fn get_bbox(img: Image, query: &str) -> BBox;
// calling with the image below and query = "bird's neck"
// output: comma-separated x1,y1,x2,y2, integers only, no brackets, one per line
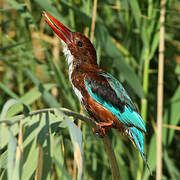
61,41,102,85
61,40,99,71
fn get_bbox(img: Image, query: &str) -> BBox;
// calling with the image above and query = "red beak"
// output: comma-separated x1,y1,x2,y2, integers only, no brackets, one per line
42,11,76,48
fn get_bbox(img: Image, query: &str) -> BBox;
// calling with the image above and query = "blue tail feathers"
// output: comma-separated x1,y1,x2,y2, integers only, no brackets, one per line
129,127,152,175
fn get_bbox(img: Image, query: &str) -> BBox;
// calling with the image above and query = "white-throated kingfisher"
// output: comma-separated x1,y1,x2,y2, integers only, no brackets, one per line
42,11,151,173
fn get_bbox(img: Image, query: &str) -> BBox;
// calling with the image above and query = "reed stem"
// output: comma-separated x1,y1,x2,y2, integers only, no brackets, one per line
90,0,98,42
156,0,166,179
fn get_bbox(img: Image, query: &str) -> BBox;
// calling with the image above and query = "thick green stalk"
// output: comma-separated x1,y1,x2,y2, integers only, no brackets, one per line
138,49,150,180
138,1,154,178
141,51,150,121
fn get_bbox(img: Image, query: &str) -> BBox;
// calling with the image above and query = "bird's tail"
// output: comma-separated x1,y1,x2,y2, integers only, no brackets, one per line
128,127,152,175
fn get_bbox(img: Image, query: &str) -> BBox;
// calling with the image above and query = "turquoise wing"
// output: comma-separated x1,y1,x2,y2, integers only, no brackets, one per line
84,73,146,133
98,72,137,111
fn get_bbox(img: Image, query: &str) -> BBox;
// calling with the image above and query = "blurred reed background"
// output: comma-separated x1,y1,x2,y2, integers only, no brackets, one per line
0,0,180,180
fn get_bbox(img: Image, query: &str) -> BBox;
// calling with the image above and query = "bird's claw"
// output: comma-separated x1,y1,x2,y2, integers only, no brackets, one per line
92,121,114,138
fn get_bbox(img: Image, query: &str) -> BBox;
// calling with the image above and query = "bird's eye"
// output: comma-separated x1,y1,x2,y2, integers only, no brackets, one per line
77,41,83,47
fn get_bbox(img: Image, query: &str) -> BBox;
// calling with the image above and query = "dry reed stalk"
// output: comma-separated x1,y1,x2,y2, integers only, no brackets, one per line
156,0,166,179
52,35,60,61
163,124,180,131
72,158,77,180
72,108,83,180
31,26,45,61
35,32,55,45
16,121,23,162
51,34,60,101
90,0,98,42
35,146,43,180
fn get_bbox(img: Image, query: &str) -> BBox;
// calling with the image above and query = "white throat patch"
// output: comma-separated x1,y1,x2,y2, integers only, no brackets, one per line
61,40,83,102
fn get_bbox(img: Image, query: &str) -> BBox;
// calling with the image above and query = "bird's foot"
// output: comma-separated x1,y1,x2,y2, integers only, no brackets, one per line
92,121,114,138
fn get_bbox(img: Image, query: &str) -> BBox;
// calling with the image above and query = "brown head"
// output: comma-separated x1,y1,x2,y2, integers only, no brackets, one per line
42,11,98,68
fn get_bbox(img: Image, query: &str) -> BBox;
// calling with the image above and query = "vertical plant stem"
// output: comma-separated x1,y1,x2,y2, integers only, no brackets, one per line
72,153,77,180
139,49,150,179
35,146,43,180
102,137,121,180
16,120,23,162
156,0,166,179
141,50,150,122
52,35,60,62
90,0,98,42
73,119,82,180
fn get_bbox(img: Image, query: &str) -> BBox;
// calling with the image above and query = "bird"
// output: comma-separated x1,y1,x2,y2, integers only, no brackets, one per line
42,11,151,173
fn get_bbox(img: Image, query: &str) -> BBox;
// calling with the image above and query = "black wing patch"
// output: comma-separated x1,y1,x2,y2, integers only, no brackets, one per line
85,77,125,113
